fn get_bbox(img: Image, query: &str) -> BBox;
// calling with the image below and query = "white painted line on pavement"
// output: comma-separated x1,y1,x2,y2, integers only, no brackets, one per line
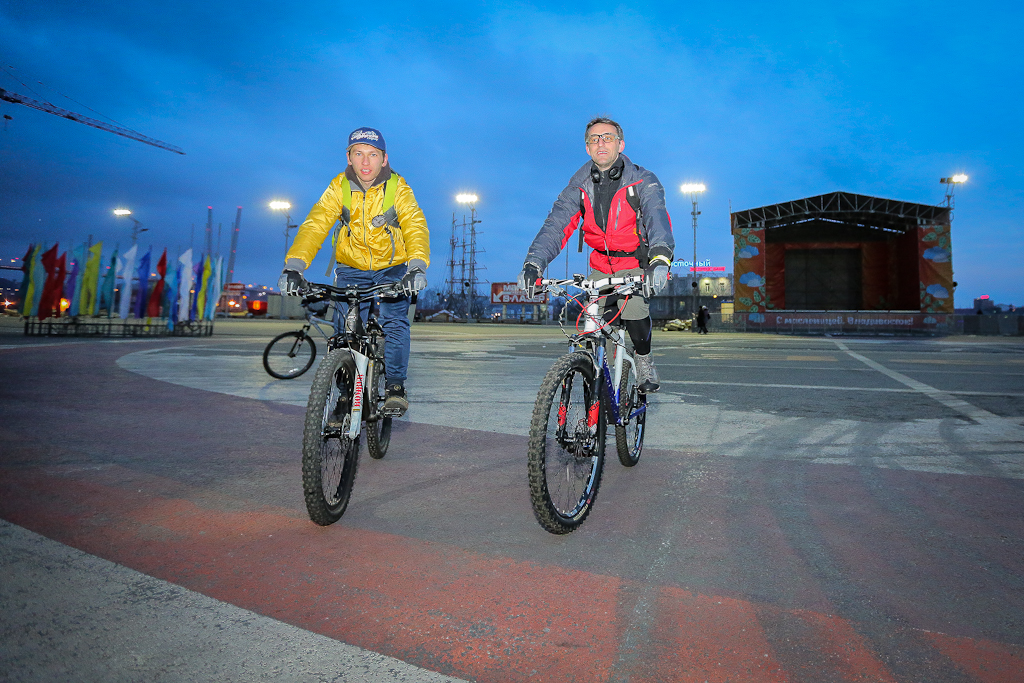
831,340,1002,422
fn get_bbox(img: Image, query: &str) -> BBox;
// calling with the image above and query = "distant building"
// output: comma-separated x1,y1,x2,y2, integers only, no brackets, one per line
974,295,997,313
649,272,734,320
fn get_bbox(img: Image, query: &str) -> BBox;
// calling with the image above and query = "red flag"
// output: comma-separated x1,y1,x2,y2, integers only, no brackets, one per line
37,244,62,321
147,248,168,317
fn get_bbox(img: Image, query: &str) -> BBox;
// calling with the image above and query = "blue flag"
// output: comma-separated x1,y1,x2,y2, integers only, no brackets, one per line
99,248,119,317
134,249,152,319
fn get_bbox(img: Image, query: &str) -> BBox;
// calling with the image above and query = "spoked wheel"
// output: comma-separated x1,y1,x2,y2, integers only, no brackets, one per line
365,347,392,459
301,349,360,525
263,331,317,379
615,361,647,467
527,352,605,534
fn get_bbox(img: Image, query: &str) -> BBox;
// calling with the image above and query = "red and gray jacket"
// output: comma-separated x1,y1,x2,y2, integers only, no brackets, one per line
525,154,674,274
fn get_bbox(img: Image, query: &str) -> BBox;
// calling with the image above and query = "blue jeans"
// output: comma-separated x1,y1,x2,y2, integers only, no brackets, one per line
333,264,410,383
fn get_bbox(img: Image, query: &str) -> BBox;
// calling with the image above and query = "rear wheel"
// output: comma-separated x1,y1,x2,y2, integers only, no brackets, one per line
614,360,646,467
301,349,360,525
527,352,605,534
263,330,316,379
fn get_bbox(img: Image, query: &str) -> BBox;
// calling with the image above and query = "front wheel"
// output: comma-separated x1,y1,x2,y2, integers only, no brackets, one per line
301,349,360,525
263,330,316,379
527,352,605,534
614,360,646,467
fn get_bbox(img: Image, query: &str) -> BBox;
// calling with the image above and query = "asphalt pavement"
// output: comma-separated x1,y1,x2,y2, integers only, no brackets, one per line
2,318,1023,682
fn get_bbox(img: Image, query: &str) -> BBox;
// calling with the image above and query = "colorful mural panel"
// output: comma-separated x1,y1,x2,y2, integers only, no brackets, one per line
918,221,954,313
733,226,768,313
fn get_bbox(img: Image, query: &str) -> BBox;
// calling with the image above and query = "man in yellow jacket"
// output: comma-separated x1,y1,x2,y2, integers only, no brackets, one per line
278,127,430,415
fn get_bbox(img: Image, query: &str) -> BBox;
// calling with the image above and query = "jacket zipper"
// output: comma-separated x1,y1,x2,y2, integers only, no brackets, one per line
361,190,373,270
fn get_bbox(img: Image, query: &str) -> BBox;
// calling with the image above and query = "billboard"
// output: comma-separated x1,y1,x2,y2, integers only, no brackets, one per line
490,282,548,305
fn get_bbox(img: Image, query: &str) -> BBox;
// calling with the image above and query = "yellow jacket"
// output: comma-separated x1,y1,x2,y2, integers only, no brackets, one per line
286,166,430,272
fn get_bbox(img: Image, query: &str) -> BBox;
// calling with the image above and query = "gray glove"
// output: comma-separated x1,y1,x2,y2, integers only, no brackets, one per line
643,262,670,298
517,263,541,297
278,268,307,296
401,259,428,296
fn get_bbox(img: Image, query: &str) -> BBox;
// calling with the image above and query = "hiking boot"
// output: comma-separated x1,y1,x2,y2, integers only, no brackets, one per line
383,382,408,417
634,353,660,393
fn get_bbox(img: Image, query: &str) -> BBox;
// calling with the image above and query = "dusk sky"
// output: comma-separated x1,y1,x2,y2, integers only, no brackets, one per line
2,1,1020,308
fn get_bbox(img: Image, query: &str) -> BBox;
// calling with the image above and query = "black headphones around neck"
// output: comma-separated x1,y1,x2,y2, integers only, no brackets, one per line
591,163,623,183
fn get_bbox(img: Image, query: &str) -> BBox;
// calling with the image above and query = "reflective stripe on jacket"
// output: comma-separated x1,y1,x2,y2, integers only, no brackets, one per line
286,166,430,272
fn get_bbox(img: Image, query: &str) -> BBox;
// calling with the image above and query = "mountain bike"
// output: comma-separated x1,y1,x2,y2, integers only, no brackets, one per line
527,274,648,534
298,281,401,525
262,301,334,379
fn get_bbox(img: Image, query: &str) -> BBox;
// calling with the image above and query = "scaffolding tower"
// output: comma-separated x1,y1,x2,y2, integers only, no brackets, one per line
444,204,486,319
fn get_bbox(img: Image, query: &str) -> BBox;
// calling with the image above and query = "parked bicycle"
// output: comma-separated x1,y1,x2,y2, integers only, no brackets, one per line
298,281,401,525
527,274,648,534
261,301,335,380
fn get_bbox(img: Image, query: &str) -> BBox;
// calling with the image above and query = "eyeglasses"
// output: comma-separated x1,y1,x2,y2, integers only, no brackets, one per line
586,133,619,145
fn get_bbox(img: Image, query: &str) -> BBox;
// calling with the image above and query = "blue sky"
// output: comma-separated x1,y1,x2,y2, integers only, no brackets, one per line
1,1,1020,307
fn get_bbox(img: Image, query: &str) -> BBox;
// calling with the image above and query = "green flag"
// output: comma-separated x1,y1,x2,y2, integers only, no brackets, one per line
79,242,104,316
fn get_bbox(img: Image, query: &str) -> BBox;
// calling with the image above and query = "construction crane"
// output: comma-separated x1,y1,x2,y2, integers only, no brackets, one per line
0,86,185,155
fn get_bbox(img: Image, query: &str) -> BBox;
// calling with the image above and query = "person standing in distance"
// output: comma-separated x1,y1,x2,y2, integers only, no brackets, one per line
278,127,430,416
518,117,674,392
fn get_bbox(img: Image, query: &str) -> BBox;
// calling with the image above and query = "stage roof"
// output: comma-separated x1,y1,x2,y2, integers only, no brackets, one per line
731,192,950,234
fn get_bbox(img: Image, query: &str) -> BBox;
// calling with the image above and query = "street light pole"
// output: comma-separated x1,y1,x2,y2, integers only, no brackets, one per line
269,201,297,320
113,208,149,244
269,201,296,264
680,184,705,327
940,173,968,217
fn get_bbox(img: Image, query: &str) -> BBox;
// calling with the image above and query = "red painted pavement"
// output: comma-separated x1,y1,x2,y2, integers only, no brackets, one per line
2,463,1021,682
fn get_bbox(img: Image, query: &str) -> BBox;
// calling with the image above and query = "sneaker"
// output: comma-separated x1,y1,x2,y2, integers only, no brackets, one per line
383,382,408,417
634,353,660,393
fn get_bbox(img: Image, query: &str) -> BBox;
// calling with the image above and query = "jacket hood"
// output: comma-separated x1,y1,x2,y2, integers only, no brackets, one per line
345,163,394,189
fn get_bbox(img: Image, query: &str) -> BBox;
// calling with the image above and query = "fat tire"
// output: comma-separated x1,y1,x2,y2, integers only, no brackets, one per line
263,330,317,379
365,350,392,459
301,349,360,525
527,352,605,534
614,362,646,467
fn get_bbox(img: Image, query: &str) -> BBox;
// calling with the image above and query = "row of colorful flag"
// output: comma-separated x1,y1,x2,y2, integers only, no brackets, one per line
18,242,225,326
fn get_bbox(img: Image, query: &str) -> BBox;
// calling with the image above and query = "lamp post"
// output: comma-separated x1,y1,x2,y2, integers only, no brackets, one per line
269,201,297,263
113,208,148,244
940,173,968,214
270,201,298,320
456,193,480,321
680,183,706,326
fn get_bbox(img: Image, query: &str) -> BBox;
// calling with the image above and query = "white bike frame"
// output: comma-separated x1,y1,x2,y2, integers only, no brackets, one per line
566,276,641,421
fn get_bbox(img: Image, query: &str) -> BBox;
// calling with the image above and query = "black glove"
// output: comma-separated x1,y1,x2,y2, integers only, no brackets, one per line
401,259,428,296
278,268,307,296
517,263,541,297
643,259,670,298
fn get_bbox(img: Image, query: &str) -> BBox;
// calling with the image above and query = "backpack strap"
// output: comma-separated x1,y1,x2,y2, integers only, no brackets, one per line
625,183,650,268
577,188,587,253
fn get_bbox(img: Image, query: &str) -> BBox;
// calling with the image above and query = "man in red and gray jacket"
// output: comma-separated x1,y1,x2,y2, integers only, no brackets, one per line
518,116,674,392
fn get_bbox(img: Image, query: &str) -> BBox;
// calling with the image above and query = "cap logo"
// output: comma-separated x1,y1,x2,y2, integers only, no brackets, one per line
352,129,379,141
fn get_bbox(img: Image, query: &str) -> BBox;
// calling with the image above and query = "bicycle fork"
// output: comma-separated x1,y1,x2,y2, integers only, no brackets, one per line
346,350,370,440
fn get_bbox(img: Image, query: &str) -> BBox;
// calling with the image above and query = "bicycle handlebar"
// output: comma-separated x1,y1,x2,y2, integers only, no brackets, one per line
301,280,404,306
539,274,644,296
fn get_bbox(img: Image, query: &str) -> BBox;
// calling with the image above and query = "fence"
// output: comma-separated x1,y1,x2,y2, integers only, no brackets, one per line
659,312,1024,336
24,317,213,337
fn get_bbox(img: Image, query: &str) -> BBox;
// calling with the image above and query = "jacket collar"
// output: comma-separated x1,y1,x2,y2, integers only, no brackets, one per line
345,163,393,190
